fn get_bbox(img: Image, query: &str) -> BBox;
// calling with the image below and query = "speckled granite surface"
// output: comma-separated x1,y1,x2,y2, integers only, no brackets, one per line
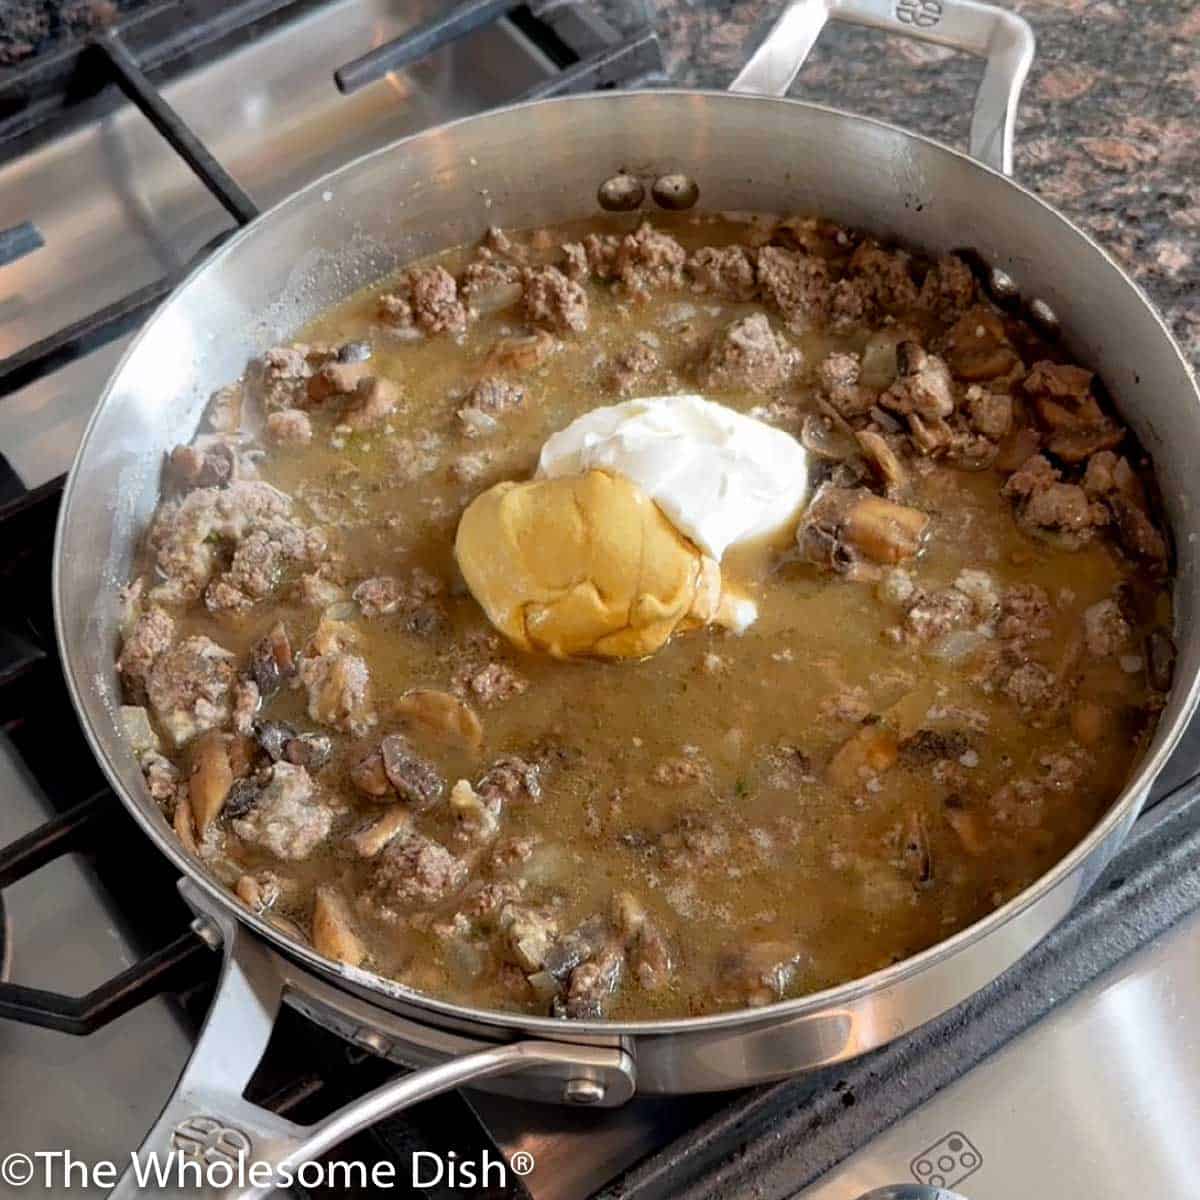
643,0,1199,365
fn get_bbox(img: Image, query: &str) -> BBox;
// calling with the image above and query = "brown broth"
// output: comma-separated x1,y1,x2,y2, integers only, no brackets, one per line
128,212,1170,1019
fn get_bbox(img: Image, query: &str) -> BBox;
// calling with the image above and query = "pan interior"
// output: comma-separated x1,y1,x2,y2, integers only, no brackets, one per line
54,91,1200,1045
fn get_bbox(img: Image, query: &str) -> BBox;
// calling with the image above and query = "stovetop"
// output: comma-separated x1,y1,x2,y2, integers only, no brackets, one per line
3,2,1200,1198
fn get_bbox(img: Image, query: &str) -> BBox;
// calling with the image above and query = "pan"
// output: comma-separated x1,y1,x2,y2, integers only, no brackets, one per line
52,1,1200,1195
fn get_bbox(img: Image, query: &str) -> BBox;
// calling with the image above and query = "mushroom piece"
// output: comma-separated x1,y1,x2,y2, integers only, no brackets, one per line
249,622,295,698
484,329,557,373
255,720,333,772
350,750,391,798
1146,628,1177,693
348,807,413,858
942,307,1019,381
380,735,445,809
560,944,626,1018
944,795,987,856
900,808,933,886
498,904,560,974
827,722,899,791
799,486,930,571
450,778,500,842
173,794,198,854
717,941,805,1007
394,689,484,753
312,887,367,967
188,731,234,833
612,892,673,992
855,430,907,495
235,871,282,913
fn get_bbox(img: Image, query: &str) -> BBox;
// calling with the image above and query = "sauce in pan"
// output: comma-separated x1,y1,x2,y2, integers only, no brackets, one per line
116,212,1173,1018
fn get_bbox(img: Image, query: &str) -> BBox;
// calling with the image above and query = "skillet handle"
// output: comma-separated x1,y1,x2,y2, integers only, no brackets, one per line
110,882,635,1199
729,0,1035,175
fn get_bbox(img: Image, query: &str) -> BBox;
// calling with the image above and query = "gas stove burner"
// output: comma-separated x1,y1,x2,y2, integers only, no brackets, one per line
0,892,9,983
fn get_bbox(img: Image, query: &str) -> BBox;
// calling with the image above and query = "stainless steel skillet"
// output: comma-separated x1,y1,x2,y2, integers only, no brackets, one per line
50,0,1200,1194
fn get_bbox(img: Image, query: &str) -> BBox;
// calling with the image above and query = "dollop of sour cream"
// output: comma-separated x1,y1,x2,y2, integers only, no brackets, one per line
537,394,810,560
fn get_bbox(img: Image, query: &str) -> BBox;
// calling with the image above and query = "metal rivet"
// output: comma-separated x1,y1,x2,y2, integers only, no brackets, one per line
563,1078,606,1105
356,1030,391,1058
651,172,699,211
1027,298,1061,337
190,915,224,951
987,267,1019,302
597,173,644,212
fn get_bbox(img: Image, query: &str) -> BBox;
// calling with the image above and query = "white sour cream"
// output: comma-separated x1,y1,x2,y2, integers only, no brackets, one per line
537,394,810,560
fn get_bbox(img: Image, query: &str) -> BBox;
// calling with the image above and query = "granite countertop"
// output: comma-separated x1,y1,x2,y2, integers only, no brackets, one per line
646,0,1199,366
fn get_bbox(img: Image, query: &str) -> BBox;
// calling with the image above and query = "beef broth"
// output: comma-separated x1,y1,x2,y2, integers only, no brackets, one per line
117,212,1174,1019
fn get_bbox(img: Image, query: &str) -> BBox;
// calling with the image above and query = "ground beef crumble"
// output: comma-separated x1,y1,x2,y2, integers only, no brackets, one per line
703,313,800,393
687,245,757,300
378,265,467,336
521,265,589,333
1003,454,1110,547
146,636,236,747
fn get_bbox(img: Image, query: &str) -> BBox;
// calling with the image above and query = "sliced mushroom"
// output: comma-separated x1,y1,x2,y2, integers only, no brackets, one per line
394,689,484,753
256,720,297,762
543,915,612,982
249,622,295,698
856,430,907,494
312,887,367,968
944,795,987,855
348,806,413,858
900,808,933,886
800,412,861,461
188,731,234,833
718,941,804,1007
612,893,673,992
943,307,1019,381
234,871,282,913
1146,628,1177,693
337,340,372,364
173,794,198,854
350,750,392,798
380,735,445,809
468,277,524,314
632,922,673,993
560,944,626,1018
449,778,500,842
484,329,557,373
283,732,333,771
224,775,264,819
844,495,930,564
799,487,929,571
827,722,899,791
235,873,263,909
498,903,559,974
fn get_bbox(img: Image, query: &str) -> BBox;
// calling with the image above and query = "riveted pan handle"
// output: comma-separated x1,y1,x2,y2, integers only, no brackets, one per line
729,0,1035,175
110,881,635,1199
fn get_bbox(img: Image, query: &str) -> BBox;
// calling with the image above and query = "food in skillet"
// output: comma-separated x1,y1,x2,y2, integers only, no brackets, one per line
116,213,1175,1019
